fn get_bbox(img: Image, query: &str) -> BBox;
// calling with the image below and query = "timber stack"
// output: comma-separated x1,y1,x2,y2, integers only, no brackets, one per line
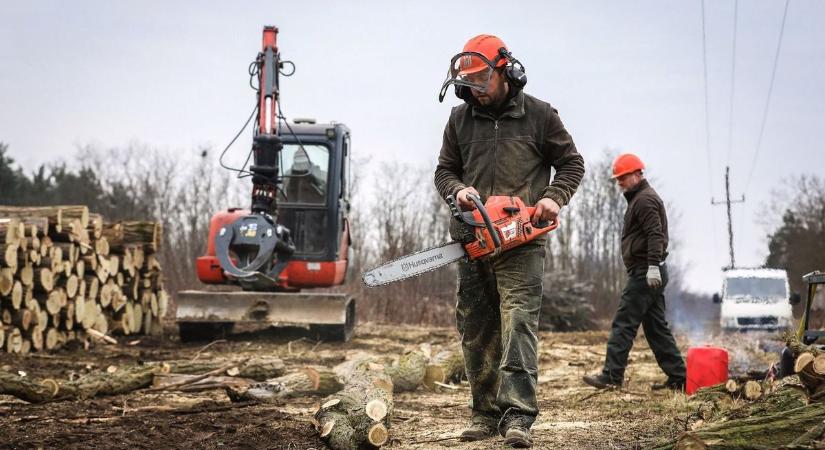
653,337,825,449
0,205,168,354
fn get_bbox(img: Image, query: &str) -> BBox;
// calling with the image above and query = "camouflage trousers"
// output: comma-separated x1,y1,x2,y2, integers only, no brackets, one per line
455,244,545,430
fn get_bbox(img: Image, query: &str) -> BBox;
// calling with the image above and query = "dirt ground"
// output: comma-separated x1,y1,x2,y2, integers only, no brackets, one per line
0,323,782,450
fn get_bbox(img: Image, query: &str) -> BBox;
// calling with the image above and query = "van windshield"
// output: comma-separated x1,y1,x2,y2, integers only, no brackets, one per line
725,277,787,299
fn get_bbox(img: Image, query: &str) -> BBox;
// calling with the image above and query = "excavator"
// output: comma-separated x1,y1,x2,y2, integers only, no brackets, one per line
175,26,355,342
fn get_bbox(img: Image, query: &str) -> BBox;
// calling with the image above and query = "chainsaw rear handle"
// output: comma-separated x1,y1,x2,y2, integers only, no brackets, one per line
524,206,557,230
466,194,501,249
524,209,559,232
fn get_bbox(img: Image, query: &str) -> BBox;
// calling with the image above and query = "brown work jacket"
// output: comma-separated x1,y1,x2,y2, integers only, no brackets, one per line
434,90,585,231
621,179,669,271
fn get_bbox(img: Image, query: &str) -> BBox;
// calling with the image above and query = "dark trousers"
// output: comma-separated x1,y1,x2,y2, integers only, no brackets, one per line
601,265,686,383
455,244,545,430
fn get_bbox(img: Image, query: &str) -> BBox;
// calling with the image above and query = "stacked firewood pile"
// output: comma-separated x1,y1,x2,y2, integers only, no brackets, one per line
653,337,825,449
0,205,168,353
0,344,466,450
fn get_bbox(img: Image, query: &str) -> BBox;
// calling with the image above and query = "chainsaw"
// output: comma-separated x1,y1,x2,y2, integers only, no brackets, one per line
361,194,558,287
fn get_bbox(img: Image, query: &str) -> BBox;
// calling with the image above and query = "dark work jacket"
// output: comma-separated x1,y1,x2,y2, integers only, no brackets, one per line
621,179,669,271
433,90,585,243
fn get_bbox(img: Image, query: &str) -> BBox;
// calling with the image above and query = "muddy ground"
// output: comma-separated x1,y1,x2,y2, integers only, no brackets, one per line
0,323,782,450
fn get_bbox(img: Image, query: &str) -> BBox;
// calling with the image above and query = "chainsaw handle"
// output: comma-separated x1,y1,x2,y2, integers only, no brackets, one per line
467,194,501,249
525,206,560,232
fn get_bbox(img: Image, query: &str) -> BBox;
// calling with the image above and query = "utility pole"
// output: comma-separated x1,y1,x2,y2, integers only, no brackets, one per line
712,166,745,269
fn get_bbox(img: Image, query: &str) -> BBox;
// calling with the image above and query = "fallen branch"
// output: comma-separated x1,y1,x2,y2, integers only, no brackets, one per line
144,358,248,393
86,328,117,345
226,366,342,403
146,357,285,381
191,339,227,361
152,374,253,393
409,435,463,445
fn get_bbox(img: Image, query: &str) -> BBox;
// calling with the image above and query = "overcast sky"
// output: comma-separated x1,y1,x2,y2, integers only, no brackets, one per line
1,1,823,293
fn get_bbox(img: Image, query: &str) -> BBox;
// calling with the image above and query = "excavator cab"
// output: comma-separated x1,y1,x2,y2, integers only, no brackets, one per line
175,26,355,342
277,121,352,284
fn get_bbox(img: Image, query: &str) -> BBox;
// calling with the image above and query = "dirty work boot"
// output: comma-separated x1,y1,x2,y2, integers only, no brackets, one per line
652,378,685,392
501,416,533,448
459,417,498,442
582,373,620,390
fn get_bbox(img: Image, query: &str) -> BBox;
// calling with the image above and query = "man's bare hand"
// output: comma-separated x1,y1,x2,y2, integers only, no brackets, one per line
532,198,560,225
456,186,480,210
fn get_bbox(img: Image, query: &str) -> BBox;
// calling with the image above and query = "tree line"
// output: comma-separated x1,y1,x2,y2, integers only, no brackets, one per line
3,140,820,329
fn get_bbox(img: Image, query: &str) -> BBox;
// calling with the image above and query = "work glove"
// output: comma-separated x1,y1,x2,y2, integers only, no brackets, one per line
647,265,662,289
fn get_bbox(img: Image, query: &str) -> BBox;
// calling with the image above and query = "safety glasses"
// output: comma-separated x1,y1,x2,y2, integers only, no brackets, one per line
438,51,503,102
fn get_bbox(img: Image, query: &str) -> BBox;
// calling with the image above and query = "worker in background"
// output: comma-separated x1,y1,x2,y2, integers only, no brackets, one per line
583,154,686,391
434,34,585,448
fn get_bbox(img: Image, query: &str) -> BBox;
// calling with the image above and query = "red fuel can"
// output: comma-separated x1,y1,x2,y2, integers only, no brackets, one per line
686,346,729,395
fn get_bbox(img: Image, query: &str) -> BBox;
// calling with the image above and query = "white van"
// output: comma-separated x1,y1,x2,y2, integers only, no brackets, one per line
714,268,800,331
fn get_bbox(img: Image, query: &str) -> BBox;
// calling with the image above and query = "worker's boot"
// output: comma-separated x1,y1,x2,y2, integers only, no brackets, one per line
459,416,498,441
582,373,620,390
500,416,533,448
652,378,685,392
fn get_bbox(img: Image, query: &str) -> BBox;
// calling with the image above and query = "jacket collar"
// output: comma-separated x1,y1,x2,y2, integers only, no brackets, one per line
471,90,525,120
623,178,650,201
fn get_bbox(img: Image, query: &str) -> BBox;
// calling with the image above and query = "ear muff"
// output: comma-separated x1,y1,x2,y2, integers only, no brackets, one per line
497,47,527,90
454,85,481,105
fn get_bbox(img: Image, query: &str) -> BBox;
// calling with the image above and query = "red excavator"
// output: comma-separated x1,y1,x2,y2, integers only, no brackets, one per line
175,26,355,341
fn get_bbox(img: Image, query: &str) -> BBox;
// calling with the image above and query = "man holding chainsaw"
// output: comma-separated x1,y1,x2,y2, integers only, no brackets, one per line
434,34,585,448
582,153,686,391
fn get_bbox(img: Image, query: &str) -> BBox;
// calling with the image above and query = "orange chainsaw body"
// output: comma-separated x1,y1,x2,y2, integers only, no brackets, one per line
463,196,558,260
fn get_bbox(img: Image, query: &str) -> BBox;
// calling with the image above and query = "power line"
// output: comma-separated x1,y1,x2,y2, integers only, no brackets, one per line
700,0,721,265
744,0,790,193
701,0,713,198
726,0,738,166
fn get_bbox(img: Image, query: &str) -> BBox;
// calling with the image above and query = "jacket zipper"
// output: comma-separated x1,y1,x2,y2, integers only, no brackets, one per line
491,120,499,199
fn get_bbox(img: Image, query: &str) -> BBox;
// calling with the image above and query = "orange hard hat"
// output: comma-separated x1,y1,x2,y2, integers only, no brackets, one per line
459,34,508,75
612,153,645,178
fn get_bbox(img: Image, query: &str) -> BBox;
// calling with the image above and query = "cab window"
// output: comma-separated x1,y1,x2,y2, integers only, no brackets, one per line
280,144,329,204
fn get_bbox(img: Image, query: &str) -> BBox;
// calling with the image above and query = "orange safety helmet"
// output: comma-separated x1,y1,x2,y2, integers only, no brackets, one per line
611,153,645,178
458,34,509,75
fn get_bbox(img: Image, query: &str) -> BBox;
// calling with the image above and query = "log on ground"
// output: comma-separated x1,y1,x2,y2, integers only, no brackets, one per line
0,365,156,403
316,359,394,449
148,357,286,381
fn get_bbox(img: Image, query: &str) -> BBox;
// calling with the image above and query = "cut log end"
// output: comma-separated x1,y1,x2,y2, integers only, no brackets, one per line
743,380,763,400
725,379,739,394
320,420,335,438
367,423,389,447
365,399,388,422
796,352,816,374
812,355,825,376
